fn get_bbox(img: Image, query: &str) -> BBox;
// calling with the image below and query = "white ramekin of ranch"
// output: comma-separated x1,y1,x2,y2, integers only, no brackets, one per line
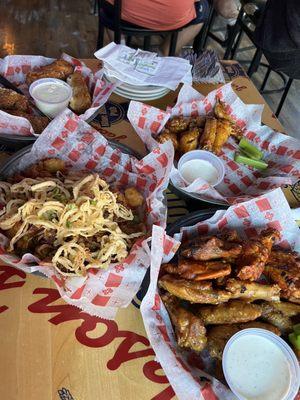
222,328,300,400
177,150,225,187
29,78,72,118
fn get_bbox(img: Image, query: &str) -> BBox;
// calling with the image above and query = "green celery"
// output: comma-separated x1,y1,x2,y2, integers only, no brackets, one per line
234,152,268,170
293,323,300,335
239,138,263,160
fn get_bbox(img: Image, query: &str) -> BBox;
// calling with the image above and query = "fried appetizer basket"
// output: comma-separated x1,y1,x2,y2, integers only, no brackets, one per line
0,109,174,319
141,188,300,400
128,83,300,205
0,53,115,137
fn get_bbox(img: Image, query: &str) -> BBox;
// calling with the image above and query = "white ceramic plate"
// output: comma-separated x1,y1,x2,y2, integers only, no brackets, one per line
113,86,170,101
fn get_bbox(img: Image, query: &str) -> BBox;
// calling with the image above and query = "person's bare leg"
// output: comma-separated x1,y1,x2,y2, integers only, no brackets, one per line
161,23,203,56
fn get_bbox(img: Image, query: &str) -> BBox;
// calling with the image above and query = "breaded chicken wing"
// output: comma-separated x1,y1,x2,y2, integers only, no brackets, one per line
207,321,281,360
213,119,232,155
181,236,242,261
195,300,262,325
236,229,280,281
179,127,200,153
199,117,217,151
26,60,74,84
162,293,207,352
0,88,29,112
67,72,91,114
165,116,189,133
188,116,206,129
225,278,281,302
156,129,179,151
4,109,49,134
214,100,234,123
159,274,232,304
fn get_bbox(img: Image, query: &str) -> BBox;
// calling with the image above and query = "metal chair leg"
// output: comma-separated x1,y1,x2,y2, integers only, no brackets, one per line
260,66,271,92
275,78,293,117
97,24,105,50
224,9,243,59
126,36,132,47
247,48,263,77
143,36,151,51
169,31,178,56
231,29,243,59
193,6,215,54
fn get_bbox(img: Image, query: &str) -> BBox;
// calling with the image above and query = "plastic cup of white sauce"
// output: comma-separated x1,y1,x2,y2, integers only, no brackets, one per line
222,328,300,400
178,150,225,187
29,78,72,118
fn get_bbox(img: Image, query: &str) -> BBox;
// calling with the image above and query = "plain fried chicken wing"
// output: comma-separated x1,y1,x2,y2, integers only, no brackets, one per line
195,300,262,325
159,274,232,304
212,119,233,155
67,72,92,114
214,100,234,123
199,117,217,151
165,116,190,133
260,302,294,333
225,278,281,302
207,321,281,360
162,293,207,352
236,229,280,281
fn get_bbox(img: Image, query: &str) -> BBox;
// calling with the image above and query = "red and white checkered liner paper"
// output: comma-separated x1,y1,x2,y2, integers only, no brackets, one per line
141,188,300,400
128,83,300,205
0,53,116,136
0,109,174,319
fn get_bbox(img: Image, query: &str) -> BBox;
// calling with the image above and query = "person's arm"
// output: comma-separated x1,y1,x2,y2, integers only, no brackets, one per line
213,0,239,19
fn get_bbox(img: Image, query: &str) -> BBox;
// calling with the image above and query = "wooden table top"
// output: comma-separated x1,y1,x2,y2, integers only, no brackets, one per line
0,58,287,400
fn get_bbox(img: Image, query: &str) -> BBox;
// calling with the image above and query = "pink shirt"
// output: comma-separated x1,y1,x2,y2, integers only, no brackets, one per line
107,0,196,30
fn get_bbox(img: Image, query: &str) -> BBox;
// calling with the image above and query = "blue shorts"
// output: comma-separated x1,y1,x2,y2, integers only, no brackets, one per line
188,0,211,25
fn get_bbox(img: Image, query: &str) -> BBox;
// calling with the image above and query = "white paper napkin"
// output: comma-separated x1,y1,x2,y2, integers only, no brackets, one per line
94,42,192,90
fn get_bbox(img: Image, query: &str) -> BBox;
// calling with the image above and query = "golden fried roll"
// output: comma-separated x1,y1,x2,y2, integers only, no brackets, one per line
67,72,92,114
177,258,231,281
156,129,179,151
26,60,74,84
196,300,262,325
166,116,189,133
4,109,49,134
178,127,200,153
260,302,293,333
162,293,207,352
214,99,234,123
199,117,217,151
225,278,281,302
159,274,232,304
212,119,232,155
207,321,281,360
124,187,143,208
0,88,29,112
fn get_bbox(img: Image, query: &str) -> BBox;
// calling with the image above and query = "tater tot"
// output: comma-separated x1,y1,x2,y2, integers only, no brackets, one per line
124,187,144,208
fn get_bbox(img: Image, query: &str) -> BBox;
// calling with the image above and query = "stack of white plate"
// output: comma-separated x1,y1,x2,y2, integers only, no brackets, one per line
104,75,170,101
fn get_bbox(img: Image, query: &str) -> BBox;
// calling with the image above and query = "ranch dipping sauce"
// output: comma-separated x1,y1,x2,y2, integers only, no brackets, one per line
223,329,300,400
29,78,72,117
177,149,225,187
180,159,219,185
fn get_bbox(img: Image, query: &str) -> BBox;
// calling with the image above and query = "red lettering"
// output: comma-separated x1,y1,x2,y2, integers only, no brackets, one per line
107,330,154,370
0,265,26,314
151,385,176,400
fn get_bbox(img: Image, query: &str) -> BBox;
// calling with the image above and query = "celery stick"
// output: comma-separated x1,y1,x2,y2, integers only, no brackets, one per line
234,153,268,170
239,138,263,160
293,323,300,335
289,333,300,350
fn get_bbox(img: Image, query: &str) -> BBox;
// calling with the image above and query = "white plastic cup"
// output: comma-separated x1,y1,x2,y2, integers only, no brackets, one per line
29,78,72,118
177,150,225,187
222,328,300,400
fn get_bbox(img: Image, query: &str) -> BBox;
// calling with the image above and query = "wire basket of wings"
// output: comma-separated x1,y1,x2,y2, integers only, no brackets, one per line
0,53,111,148
128,82,300,206
140,188,300,400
